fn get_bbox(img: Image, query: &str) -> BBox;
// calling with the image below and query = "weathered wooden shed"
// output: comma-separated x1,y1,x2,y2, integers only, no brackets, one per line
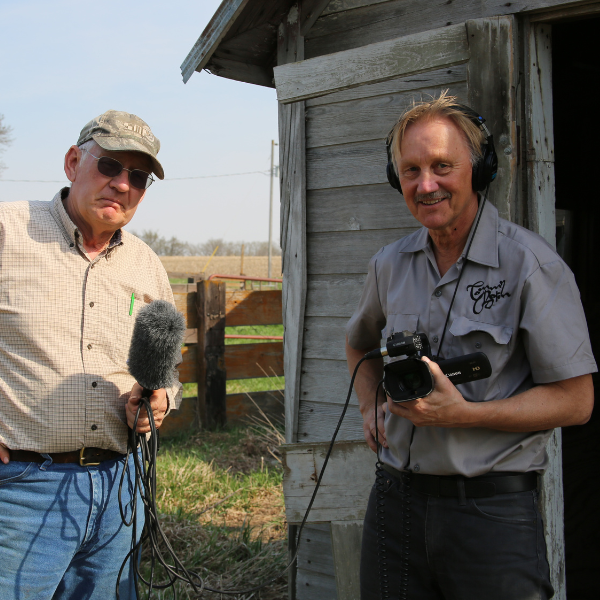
182,2,600,598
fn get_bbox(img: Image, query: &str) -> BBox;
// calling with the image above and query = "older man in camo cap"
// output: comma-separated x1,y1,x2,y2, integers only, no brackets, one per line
0,110,182,600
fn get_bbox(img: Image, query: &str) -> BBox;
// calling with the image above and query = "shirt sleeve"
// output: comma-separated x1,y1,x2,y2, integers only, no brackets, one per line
156,257,183,413
520,258,597,383
346,251,387,350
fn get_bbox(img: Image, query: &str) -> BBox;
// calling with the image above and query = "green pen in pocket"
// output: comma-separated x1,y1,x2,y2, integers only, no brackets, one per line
129,293,135,316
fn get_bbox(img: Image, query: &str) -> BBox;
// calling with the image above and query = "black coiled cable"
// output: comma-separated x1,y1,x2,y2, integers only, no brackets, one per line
374,377,412,600
116,356,370,598
373,380,390,599
399,471,411,600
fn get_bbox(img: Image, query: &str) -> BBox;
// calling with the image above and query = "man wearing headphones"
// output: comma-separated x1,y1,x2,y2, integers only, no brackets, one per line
345,93,596,599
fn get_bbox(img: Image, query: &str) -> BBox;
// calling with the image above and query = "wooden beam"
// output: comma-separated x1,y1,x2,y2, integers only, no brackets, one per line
483,0,593,17
181,0,251,83
278,3,307,448
226,389,284,422
525,21,556,246
300,0,333,35
529,0,600,21
196,280,227,428
179,341,284,382
321,0,389,16
205,57,275,88
225,289,283,326
173,289,283,330
274,23,469,103
226,341,284,379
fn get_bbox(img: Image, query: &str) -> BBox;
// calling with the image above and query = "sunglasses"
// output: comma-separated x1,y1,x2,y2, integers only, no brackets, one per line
81,148,155,190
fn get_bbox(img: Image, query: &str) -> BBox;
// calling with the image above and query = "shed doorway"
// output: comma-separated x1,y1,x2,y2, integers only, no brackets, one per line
552,16,600,599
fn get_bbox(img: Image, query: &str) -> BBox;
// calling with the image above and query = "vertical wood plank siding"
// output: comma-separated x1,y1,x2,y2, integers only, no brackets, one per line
298,61,473,445
466,16,518,221
278,4,307,449
524,20,564,600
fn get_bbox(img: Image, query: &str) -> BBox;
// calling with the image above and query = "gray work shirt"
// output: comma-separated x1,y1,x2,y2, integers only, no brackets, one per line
346,199,597,476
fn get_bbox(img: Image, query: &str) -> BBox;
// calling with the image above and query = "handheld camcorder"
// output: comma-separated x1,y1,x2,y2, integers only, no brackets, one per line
381,331,492,402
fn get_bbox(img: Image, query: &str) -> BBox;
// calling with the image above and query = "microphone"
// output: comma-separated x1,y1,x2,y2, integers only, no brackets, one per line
127,299,186,393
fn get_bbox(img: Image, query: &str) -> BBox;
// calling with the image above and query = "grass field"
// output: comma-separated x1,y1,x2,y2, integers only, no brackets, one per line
142,424,287,599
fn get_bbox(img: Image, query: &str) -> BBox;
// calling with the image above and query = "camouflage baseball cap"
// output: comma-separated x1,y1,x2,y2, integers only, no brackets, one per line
77,110,164,179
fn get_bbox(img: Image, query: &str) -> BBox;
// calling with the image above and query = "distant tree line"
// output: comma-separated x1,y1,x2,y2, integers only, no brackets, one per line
0,114,13,175
131,230,282,257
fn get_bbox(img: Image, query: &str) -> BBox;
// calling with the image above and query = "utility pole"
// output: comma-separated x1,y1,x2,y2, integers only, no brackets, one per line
268,139,278,278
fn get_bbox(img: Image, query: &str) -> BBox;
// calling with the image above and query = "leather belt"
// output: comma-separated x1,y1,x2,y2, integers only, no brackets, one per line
382,463,538,498
9,447,125,467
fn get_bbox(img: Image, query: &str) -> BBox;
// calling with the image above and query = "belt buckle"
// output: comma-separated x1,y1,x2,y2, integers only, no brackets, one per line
79,447,100,467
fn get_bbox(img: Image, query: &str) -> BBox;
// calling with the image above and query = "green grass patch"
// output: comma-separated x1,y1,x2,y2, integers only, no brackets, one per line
225,324,284,345
183,376,284,397
142,425,287,599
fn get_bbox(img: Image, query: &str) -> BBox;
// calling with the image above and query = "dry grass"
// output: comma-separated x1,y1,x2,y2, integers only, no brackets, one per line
159,256,282,279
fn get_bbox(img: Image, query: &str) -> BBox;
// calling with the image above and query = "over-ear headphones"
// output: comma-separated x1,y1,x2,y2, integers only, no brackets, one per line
386,104,498,195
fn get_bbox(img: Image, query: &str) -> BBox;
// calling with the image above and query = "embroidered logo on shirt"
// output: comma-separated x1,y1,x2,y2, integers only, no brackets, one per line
466,280,511,314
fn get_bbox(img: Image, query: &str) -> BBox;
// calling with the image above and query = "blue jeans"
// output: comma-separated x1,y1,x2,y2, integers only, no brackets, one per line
0,453,143,600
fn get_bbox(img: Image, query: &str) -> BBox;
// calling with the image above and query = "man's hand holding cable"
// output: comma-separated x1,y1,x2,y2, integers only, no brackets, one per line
126,383,169,433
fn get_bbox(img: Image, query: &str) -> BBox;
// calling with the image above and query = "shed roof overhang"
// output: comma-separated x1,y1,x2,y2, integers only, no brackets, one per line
181,0,298,87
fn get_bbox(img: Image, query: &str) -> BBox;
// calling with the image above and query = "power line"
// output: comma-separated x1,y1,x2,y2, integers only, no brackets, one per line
0,169,275,183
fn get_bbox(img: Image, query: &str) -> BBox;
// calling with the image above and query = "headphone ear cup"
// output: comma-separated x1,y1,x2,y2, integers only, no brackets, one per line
387,161,403,195
471,136,498,192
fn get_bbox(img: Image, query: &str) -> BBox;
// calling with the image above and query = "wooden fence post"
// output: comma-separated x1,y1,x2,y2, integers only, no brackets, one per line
196,279,227,429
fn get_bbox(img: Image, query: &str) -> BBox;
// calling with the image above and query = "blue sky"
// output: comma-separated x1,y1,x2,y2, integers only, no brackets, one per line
0,0,280,246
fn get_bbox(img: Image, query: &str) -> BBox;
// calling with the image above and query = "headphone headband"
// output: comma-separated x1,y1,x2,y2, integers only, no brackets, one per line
386,103,498,195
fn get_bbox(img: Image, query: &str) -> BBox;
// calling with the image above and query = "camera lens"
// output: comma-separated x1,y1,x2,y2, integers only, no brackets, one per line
402,371,422,391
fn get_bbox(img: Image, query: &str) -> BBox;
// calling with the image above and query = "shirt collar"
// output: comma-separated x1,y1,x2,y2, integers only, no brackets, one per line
398,197,499,268
51,187,123,249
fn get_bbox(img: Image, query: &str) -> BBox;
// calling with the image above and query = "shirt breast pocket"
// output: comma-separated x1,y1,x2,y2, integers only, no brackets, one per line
449,317,513,367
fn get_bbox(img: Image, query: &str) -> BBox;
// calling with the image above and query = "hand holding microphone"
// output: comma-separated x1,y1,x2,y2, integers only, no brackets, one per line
126,300,185,433
126,385,168,433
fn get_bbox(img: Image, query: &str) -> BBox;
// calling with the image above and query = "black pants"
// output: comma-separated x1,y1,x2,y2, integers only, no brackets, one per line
360,472,554,600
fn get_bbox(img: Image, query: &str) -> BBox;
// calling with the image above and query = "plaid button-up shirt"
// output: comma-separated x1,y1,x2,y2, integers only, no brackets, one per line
0,188,182,454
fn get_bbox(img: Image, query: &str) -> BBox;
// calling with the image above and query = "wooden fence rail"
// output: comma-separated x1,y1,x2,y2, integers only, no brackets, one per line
161,277,284,435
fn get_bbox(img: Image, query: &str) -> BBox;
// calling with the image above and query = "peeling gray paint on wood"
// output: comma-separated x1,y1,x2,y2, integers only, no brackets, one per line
305,64,468,107
307,185,416,234
331,520,364,600
300,357,359,404
526,21,556,247
297,399,365,442
282,440,375,523
466,15,518,222
307,228,415,275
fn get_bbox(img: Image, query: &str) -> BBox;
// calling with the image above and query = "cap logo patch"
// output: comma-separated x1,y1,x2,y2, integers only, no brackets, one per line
122,122,155,143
